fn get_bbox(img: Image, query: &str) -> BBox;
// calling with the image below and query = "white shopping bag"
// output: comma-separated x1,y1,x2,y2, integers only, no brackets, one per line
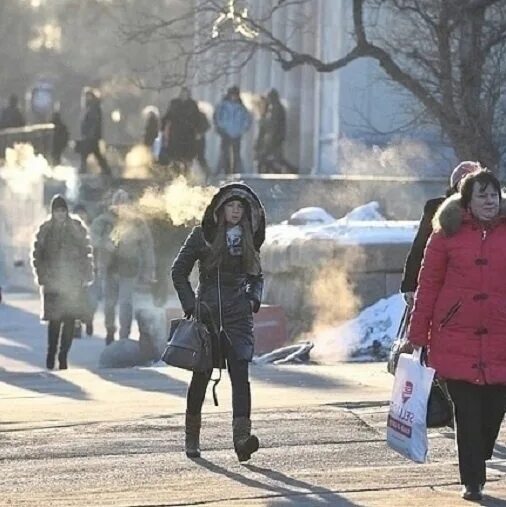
386,349,435,463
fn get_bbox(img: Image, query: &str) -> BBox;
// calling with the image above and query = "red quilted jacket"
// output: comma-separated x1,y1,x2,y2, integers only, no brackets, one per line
408,194,506,385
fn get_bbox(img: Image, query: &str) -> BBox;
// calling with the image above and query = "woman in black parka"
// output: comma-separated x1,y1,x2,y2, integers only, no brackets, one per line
171,183,265,462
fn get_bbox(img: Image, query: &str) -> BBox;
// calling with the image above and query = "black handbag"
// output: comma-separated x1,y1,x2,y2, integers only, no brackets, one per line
162,269,225,406
426,379,454,428
161,304,213,373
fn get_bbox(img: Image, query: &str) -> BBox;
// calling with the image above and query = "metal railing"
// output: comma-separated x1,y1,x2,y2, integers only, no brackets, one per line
0,124,55,160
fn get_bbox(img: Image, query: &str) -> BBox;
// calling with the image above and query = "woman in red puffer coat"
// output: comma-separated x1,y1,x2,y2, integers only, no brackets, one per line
408,169,506,502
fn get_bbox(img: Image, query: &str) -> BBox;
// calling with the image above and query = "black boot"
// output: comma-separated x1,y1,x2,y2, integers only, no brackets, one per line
185,412,201,458
233,417,259,462
58,319,74,370
105,328,115,345
46,321,60,370
461,484,483,501
85,321,93,336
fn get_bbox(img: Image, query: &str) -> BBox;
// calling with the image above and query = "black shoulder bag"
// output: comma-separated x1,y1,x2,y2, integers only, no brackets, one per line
161,300,213,373
161,268,225,406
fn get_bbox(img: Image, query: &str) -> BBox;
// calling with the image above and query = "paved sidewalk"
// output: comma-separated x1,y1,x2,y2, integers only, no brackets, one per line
0,293,505,506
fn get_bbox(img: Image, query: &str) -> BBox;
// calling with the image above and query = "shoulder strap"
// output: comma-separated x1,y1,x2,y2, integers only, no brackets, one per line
211,267,224,406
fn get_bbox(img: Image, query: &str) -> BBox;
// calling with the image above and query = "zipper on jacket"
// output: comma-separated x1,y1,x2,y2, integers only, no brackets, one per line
439,300,462,329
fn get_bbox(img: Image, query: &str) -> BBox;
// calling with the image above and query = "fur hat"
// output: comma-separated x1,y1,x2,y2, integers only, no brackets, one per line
201,182,266,250
450,161,482,189
50,194,68,212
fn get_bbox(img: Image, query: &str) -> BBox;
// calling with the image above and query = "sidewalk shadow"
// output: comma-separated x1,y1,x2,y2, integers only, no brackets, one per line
195,458,361,506
93,367,187,398
0,369,90,400
0,303,91,400
250,365,345,391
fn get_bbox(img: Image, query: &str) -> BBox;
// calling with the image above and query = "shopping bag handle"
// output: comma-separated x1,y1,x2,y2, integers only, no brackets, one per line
412,347,428,365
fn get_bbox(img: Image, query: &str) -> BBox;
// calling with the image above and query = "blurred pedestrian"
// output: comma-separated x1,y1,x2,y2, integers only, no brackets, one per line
142,106,159,148
213,86,252,174
32,195,93,370
408,169,506,501
160,87,200,166
79,89,111,176
90,189,155,345
51,112,69,166
172,182,265,461
0,94,25,130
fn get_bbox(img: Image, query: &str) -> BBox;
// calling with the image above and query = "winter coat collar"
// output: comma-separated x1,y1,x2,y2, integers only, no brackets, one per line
432,193,506,236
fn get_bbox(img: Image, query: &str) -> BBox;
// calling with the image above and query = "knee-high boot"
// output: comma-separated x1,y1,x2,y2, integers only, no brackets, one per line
185,412,202,458
232,417,259,462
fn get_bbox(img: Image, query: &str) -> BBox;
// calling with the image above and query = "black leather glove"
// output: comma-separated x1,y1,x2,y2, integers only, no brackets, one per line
184,307,194,319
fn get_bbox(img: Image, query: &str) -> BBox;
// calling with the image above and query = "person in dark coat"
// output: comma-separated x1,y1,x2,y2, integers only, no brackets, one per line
408,170,506,501
0,94,25,130
51,112,69,166
142,106,160,148
401,161,482,306
171,182,265,462
160,88,200,164
79,90,111,176
32,195,94,370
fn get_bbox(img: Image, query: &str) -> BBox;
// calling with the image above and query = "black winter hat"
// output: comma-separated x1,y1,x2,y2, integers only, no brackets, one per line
51,194,68,212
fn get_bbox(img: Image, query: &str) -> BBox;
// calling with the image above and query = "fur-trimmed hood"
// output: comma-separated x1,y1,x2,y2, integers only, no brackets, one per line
201,182,266,250
433,193,506,236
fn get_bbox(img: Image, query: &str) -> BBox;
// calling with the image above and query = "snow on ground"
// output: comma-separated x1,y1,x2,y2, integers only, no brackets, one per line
266,202,418,245
311,293,406,363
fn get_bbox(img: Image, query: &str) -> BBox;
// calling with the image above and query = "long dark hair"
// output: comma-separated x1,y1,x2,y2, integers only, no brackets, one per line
205,209,261,275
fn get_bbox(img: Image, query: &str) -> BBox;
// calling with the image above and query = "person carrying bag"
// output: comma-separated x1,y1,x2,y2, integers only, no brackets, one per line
407,169,506,502
171,182,265,462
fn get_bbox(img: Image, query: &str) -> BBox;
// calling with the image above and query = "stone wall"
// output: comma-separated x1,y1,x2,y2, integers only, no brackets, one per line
261,238,411,339
222,174,447,223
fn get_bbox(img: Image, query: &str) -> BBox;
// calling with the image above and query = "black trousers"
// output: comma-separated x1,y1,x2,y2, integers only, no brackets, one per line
187,343,251,419
219,136,241,174
80,139,111,175
446,379,506,486
47,319,75,362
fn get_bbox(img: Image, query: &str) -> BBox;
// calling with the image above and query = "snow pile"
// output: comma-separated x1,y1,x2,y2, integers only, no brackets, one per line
311,293,406,362
288,207,336,225
342,201,385,221
267,202,418,246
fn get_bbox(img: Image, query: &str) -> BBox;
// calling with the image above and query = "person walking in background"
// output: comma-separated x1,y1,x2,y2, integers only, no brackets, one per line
264,89,286,172
196,108,211,176
79,89,111,176
90,189,155,345
214,86,252,174
73,204,98,337
51,112,69,166
142,106,160,149
401,161,481,307
0,94,26,130
160,87,200,167
32,195,93,370
172,183,265,462
408,169,506,501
